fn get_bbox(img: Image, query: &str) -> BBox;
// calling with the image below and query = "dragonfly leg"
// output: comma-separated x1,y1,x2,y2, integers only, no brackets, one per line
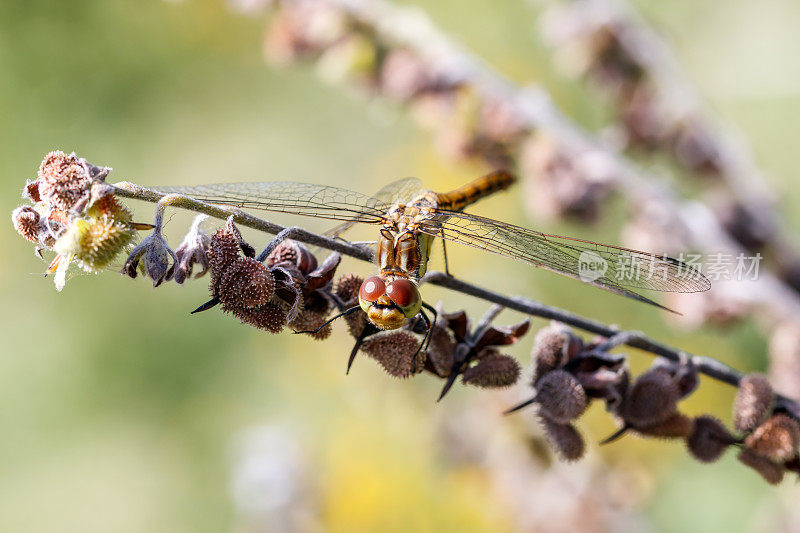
440,228,453,277
347,322,379,375
292,304,361,335
411,308,432,374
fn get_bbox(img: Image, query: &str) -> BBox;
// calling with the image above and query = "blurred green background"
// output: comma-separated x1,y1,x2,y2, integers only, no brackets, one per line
2,0,800,531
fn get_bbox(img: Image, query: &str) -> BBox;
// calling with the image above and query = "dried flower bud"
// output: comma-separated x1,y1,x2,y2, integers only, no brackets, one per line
540,417,585,462
173,215,211,284
737,448,785,485
535,369,588,424
686,416,735,463
531,322,580,381
12,205,43,243
622,369,678,427
744,414,800,463
121,230,176,287
218,257,276,309
635,413,694,440
733,373,775,433
361,330,424,379
461,352,520,389
36,150,92,211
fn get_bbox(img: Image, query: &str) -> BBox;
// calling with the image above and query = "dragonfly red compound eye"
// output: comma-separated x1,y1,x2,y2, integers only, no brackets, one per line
359,276,386,303
385,278,419,308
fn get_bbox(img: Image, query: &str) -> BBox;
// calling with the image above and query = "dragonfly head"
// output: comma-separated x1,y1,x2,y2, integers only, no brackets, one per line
358,275,421,330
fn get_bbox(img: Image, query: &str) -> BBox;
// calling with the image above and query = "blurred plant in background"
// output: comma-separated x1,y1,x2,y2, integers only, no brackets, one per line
4,0,800,531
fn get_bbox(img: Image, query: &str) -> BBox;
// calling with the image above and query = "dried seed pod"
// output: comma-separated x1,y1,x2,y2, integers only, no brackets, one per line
290,309,333,341
335,273,363,303
540,416,585,462
461,353,520,389
11,205,43,243
650,356,699,399
535,369,589,424
266,239,318,274
733,373,775,433
209,230,241,291
231,301,287,334
218,258,275,309
635,413,694,440
737,448,785,485
361,330,424,379
686,416,735,463
744,414,800,463
622,369,678,427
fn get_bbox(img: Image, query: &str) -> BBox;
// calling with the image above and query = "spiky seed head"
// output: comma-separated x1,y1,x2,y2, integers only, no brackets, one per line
87,194,132,224
335,273,363,303
12,205,42,243
686,416,735,463
218,257,275,309
425,323,456,378
37,150,92,211
535,369,589,424
230,301,287,334
360,330,424,379
744,414,800,463
635,413,695,440
539,417,585,462
209,230,241,291
290,309,333,341
622,369,679,427
266,239,318,274
737,448,786,485
733,373,775,433
461,352,520,388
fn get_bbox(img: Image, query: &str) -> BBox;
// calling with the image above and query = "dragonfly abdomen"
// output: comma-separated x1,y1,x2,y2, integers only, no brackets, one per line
434,169,515,212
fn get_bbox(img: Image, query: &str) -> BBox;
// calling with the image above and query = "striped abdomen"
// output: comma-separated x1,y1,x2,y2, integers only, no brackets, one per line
434,170,516,212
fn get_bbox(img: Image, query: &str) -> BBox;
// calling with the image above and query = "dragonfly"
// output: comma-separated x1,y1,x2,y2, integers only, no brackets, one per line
154,170,710,349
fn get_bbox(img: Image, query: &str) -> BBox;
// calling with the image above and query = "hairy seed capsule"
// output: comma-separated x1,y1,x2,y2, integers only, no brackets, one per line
744,414,800,463
37,150,92,211
461,352,520,388
733,373,775,433
361,330,424,379
623,369,678,427
635,413,695,440
737,448,785,485
335,273,363,303
686,416,734,463
535,369,589,424
530,323,577,382
540,416,585,462
209,230,241,292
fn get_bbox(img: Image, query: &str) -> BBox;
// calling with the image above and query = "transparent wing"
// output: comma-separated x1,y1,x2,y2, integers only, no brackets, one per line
415,210,710,308
325,177,425,236
151,182,391,225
